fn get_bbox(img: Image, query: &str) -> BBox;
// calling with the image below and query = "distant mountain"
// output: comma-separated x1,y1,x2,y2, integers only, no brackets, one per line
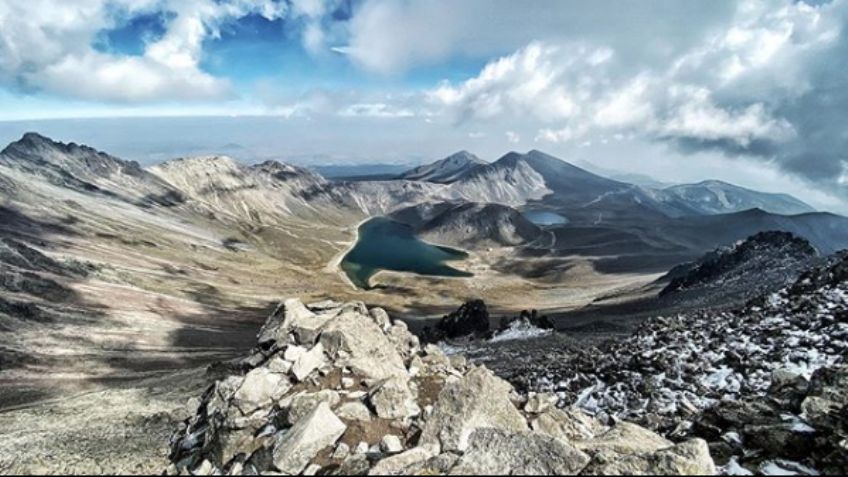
661,180,815,216
148,156,329,222
0,132,177,204
489,150,625,199
573,161,675,189
399,151,487,183
662,208,848,256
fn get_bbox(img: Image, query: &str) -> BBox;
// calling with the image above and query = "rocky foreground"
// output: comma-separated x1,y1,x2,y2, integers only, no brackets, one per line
465,252,848,474
168,299,716,475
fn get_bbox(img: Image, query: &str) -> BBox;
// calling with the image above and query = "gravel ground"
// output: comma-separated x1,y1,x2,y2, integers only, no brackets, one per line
0,369,208,475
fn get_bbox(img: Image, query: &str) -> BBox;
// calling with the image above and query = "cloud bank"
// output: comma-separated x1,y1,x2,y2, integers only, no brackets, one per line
423,0,848,200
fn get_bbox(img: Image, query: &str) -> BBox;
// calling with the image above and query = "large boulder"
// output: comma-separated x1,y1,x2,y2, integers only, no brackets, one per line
368,445,439,475
576,422,674,455
232,367,290,415
531,407,607,442
319,310,407,380
290,342,327,382
283,390,341,425
272,402,346,475
421,367,528,452
581,439,716,475
450,429,590,475
369,376,421,420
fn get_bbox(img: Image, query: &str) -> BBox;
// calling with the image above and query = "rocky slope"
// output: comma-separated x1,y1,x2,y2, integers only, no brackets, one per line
398,151,487,183
168,299,716,475
0,132,180,205
461,252,847,475
149,156,332,223
658,231,820,306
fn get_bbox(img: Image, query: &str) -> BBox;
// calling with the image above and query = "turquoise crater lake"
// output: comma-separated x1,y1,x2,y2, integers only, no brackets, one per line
341,217,473,289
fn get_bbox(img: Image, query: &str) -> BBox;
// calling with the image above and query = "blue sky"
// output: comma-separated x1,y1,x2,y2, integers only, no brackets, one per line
1,0,847,212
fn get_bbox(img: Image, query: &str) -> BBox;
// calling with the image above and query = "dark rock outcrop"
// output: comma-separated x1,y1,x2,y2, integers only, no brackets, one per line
423,301,554,344
424,299,491,342
660,231,819,301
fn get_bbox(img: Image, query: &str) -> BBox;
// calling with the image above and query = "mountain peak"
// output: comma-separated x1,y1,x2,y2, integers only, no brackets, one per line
20,131,52,144
156,155,239,169
3,132,62,155
251,160,325,182
399,150,486,183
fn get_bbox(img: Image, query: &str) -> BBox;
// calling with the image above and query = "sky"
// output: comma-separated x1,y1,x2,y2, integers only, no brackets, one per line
0,0,847,212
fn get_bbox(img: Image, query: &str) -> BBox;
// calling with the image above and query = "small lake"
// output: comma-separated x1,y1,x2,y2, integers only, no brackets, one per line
523,210,569,226
341,217,473,289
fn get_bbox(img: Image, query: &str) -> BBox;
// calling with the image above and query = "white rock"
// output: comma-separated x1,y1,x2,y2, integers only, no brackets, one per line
450,428,590,475
192,459,215,475
286,390,341,425
380,435,404,453
336,401,372,422
369,376,421,420
581,438,716,475
421,367,528,452
354,441,370,454
272,402,347,475
319,311,407,380
267,356,293,374
524,392,558,414
291,343,327,382
368,445,439,476
284,345,306,362
369,307,392,330
332,442,350,460
576,422,673,455
232,368,290,415
531,407,607,443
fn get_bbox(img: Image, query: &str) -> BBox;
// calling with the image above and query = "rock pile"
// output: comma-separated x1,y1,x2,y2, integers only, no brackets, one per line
693,365,848,474
168,299,715,475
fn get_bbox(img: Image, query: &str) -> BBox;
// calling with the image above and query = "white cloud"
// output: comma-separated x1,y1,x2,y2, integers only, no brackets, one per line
338,0,737,75
429,42,610,123
338,102,415,118
656,87,794,146
290,0,327,18
505,131,520,144
430,0,833,154
0,0,286,102
534,125,589,144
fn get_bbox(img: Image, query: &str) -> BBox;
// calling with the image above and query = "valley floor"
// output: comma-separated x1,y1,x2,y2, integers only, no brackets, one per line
0,198,660,474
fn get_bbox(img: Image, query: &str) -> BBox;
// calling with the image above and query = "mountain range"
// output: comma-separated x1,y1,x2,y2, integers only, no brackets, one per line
2,132,845,262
